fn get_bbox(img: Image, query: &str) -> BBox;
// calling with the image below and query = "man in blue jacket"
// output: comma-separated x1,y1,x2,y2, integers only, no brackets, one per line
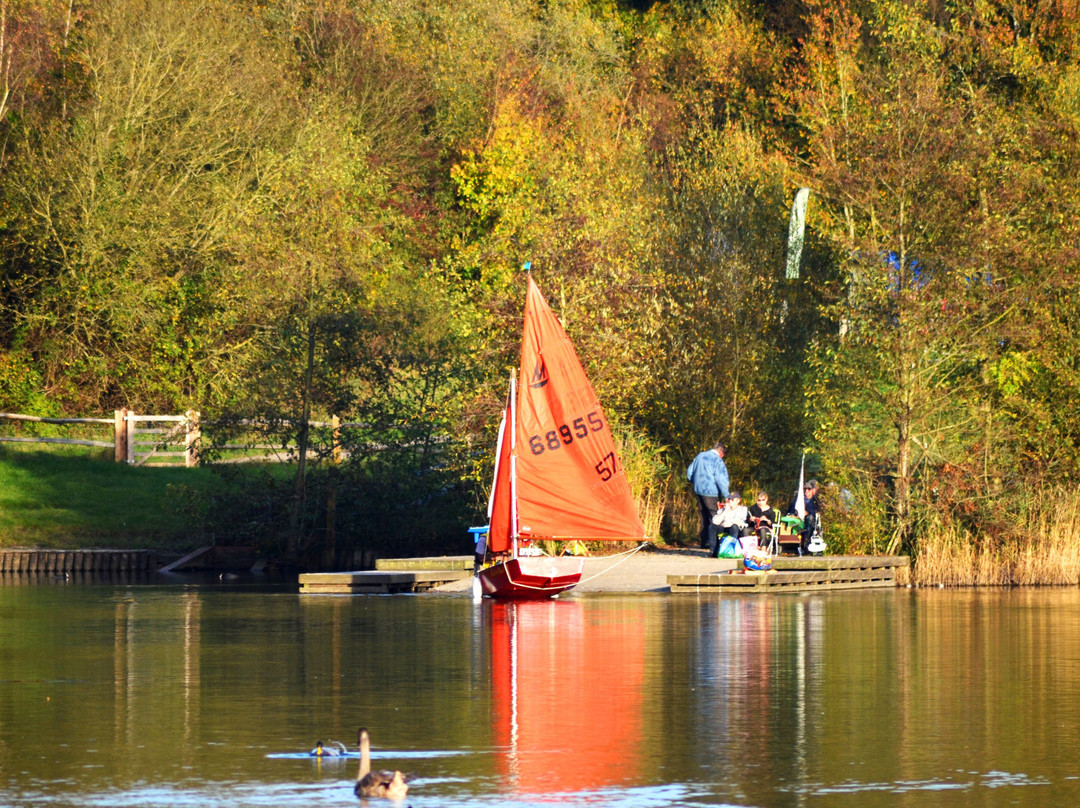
687,442,730,552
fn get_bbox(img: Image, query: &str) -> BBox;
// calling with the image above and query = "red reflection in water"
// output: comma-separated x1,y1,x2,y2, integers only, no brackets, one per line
489,600,644,795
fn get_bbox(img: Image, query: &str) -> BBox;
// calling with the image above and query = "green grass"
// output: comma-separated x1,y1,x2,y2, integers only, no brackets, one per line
0,446,218,550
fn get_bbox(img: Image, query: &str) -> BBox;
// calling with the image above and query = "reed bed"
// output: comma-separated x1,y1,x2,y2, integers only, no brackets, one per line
613,424,668,540
913,487,1080,586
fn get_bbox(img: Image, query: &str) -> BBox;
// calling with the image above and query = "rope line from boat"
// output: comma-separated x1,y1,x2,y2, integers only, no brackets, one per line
573,542,650,586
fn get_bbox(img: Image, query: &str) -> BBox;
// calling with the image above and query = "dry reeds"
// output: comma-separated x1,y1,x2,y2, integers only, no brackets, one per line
913,487,1080,586
612,424,667,540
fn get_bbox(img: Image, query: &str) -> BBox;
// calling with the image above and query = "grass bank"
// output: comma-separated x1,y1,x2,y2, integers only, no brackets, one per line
0,446,215,550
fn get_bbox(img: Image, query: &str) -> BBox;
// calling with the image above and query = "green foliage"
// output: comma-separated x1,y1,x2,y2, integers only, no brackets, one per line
2,0,298,410
196,445,475,563
610,417,668,539
792,0,1080,552
0,349,51,414
638,122,825,497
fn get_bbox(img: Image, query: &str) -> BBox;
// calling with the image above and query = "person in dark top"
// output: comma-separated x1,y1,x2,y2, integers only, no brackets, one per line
748,491,778,549
787,479,822,555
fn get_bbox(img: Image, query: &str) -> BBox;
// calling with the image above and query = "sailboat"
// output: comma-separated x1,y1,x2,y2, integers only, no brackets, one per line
476,277,648,599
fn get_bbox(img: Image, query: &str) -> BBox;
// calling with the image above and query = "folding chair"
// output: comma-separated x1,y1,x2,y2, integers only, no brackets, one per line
776,515,805,555
765,519,781,555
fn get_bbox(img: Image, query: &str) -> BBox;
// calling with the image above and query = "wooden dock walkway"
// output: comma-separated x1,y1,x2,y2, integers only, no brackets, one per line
374,556,474,572
0,548,157,574
299,556,474,594
0,546,261,578
668,555,909,593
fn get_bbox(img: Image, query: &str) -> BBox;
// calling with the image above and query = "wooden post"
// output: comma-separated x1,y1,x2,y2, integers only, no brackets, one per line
126,411,135,464
185,410,200,467
324,484,337,570
328,416,340,567
114,409,127,462
332,415,341,465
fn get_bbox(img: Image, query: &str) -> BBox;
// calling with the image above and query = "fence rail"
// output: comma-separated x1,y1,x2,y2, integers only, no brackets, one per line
0,413,114,425
0,410,201,467
0,436,114,448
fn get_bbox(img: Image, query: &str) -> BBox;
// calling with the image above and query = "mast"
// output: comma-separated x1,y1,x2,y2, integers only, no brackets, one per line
509,373,519,558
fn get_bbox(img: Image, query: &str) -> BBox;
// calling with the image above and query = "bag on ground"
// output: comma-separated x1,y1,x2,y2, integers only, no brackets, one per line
717,534,743,559
743,549,773,571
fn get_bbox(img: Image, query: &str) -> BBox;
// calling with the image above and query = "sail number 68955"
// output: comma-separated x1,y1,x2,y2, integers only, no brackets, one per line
528,410,604,456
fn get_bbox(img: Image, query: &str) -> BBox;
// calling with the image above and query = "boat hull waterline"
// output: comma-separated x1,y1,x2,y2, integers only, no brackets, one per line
477,556,584,599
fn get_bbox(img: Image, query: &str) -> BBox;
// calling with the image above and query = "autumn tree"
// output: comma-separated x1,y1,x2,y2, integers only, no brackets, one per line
618,2,819,509
1,0,298,411
642,126,799,472
794,0,1080,551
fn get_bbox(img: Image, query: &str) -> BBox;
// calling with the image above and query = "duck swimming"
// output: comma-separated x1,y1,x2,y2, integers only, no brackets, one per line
355,728,408,800
310,740,347,757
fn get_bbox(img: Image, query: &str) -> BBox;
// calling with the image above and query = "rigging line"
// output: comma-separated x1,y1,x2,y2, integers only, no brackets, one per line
574,542,651,586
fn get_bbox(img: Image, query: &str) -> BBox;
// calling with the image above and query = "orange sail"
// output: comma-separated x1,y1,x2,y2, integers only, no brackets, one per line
513,277,646,541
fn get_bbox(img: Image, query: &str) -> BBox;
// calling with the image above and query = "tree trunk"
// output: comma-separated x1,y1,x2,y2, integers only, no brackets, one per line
890,419,912,555
288,321,316,556
890,326,914,555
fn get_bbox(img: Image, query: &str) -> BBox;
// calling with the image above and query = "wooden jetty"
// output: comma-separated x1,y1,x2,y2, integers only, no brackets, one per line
374,556,473,572
299,556,473,594
668,555,909,593
0,548,157,575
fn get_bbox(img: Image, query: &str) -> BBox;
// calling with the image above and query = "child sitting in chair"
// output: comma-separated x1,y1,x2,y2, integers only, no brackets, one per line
712,492,750,558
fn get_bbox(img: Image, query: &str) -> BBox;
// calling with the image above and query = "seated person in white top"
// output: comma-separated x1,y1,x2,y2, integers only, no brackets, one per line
713,491,749,539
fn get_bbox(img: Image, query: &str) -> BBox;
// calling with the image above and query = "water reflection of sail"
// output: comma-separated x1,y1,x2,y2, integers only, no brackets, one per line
490,601,644,793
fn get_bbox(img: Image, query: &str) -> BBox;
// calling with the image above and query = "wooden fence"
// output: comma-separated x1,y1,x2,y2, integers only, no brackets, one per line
1,410,200,467
1,411,365,467
204,416,349,465
122,410,201,467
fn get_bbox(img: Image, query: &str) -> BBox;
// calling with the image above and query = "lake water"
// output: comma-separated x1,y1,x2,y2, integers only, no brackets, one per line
2,579,1079,807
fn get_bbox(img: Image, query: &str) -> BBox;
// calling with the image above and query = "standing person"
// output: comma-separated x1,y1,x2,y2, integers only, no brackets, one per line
686,442,730,552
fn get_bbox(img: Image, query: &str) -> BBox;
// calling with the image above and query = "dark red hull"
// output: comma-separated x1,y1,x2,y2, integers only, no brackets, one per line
477,556,584,599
